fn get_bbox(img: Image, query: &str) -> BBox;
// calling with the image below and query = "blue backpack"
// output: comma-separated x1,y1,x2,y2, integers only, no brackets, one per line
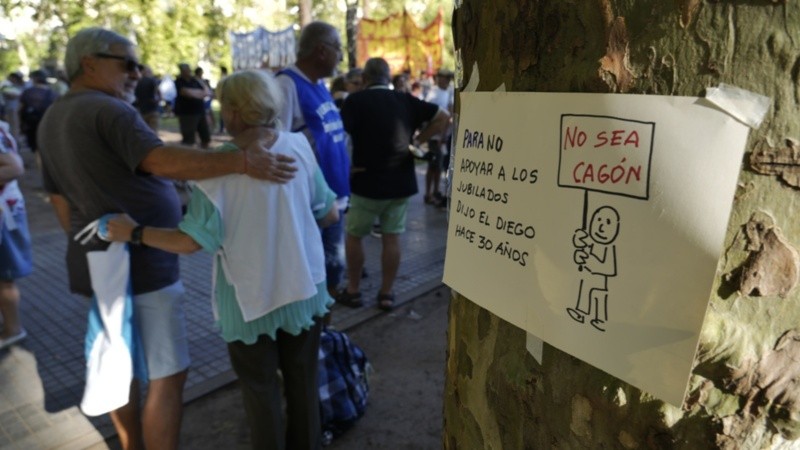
318,328,369,441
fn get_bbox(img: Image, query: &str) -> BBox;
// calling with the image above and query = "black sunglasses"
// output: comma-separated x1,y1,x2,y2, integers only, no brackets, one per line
94,53,144,72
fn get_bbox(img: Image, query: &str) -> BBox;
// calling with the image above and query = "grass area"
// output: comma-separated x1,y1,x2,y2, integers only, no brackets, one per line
161,114,179,132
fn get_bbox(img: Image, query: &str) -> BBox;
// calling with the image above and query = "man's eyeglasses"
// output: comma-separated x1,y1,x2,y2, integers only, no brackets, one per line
94,53,144,73
320,41,342,54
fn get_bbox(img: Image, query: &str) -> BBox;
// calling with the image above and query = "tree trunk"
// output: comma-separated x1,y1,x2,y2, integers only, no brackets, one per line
345,0,358,69
298,0,312,27
446,1,800,449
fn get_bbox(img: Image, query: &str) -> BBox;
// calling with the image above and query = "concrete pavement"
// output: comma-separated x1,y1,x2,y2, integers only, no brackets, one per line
0,132,449,449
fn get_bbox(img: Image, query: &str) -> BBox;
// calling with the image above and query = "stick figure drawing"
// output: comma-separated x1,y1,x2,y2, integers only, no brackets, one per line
566,206,620,332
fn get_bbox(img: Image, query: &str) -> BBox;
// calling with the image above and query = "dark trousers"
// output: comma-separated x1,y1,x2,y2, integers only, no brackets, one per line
177,113,211,146
227,318,323,450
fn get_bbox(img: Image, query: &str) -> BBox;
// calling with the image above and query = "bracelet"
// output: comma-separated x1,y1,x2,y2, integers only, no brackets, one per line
130,225,145,246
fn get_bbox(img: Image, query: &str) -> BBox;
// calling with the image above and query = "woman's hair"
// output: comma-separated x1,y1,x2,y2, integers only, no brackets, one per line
217,69,284,129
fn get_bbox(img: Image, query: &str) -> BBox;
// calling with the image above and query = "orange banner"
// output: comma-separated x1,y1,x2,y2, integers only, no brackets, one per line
356,9,443,75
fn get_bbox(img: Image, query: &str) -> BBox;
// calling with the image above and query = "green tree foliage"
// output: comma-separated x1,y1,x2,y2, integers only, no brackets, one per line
0,0,454,80
0,41,22,74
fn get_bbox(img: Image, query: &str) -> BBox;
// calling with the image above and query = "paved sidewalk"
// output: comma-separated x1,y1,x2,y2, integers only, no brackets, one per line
0,136,449,449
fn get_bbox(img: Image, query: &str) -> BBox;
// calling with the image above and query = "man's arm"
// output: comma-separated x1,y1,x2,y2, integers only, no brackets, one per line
139,128,298,182
49,193,71,233
178,87,207,99
414,108,450,145
177,77,211,100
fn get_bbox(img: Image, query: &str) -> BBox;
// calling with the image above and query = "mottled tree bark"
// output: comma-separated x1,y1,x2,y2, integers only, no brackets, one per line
446,1,800,449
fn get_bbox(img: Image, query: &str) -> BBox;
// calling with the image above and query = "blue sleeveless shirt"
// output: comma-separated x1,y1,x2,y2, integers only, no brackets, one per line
278,70,350,199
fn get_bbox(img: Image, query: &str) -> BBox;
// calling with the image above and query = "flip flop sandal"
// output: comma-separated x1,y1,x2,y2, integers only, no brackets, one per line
377,292,395,311
335,290,363,308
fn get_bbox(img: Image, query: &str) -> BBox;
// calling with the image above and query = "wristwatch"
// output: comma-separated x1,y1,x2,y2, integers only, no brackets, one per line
130,225,145,246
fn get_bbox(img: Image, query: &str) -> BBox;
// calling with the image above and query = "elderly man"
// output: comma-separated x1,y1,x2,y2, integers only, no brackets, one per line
276,21,350,298
37,27,296,450
339,57,449,310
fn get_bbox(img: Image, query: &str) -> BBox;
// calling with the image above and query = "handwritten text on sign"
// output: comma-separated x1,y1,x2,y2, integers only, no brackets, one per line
558,115,655,199
454,128,539,267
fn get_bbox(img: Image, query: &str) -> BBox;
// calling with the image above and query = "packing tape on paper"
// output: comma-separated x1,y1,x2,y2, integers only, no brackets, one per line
705,83,771,129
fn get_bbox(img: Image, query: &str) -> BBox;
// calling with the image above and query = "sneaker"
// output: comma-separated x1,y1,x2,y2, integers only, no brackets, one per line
0,328,27,350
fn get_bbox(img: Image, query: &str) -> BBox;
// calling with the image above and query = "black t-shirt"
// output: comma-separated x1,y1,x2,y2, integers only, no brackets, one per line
134,76,160,114
341,86,439,199
173,77,205,115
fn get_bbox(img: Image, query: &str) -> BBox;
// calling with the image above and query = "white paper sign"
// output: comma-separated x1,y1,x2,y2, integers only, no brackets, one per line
443,91,751,406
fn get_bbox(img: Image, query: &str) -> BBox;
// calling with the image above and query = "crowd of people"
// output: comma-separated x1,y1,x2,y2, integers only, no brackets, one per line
0,19,453,450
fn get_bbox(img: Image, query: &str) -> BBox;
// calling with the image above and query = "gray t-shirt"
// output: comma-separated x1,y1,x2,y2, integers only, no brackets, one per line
39,90,181,296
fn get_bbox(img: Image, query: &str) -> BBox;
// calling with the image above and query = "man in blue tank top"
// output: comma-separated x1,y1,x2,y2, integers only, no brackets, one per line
277,21,350,298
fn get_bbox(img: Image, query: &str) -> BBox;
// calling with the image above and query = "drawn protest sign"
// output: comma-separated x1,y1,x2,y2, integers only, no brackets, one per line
557,115,655,332
443,91,752,405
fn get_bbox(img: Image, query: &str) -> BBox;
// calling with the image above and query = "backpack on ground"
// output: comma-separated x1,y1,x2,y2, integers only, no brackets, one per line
318,327,369,443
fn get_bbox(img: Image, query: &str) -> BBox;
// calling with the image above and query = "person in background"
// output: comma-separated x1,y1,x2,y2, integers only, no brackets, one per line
0,119,32,350
37,27,298,450
418,69,433,99
410,81,423,99
391,73,410,93
19,70,56,157
195,67,215,133
134,65,161,132
159,74,177,117
344,67,363,95
175,63,212,149
218,66,229,134
52,69,70,97
105,69,337,450
423,68,455,207
1,72,25,142
338,57,449,310
330,75,348,109
276,21,351,298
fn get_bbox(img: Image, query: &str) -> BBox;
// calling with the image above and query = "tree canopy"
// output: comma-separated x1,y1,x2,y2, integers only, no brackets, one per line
0,0,452,82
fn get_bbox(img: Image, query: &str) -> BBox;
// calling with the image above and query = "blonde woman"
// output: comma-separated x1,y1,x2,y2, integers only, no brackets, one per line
106,69,337,450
